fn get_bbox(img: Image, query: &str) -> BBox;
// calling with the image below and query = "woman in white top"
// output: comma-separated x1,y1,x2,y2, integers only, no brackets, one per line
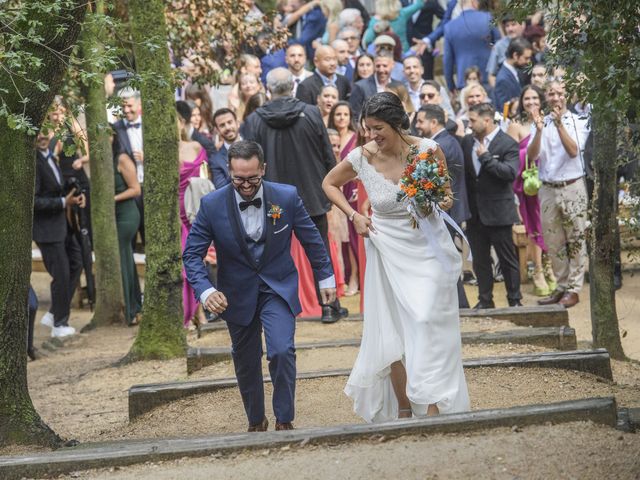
322,92,470,422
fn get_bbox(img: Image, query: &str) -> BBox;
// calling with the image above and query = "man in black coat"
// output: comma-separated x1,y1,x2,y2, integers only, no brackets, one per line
33,132,85,337
350,51,404,118
462,103,522,309
415,104,471,308
295,45,351,105
244,67,348,323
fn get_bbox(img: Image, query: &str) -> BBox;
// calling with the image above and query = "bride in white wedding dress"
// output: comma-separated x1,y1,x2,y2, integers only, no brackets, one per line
322,92,470,422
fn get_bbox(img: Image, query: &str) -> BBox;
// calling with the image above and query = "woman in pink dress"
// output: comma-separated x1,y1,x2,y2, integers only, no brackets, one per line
507,85,556,296
178,116,209,326
328,101,360,295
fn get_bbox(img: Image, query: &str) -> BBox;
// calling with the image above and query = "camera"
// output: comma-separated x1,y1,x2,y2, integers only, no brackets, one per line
64,177,85,197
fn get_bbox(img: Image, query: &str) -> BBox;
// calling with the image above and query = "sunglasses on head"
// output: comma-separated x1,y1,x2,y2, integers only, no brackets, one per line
419,92,437,100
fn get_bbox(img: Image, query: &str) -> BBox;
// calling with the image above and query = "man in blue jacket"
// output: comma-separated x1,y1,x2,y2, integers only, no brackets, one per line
493,37,533,111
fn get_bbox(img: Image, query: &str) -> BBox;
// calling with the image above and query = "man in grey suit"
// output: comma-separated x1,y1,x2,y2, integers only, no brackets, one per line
415,104,471,308
462,103,522,309
349,51,403,118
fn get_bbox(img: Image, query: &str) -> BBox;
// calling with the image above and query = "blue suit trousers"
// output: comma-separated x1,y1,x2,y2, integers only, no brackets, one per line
226,286,296,425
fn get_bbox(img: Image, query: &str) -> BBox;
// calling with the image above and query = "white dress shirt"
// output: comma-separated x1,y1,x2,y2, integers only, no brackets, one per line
528,111,589,182
125,116,144,183
406,80,425,112
39,149,66,207
471,125,500,175
200,185,335,303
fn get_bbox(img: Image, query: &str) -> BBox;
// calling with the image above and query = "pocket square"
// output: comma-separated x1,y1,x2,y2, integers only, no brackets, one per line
273,224,289,234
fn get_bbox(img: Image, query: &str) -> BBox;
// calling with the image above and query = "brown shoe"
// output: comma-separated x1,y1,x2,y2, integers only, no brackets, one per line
275,422,294,431
558,292,579,308
537,289,565,305
248,417,269,432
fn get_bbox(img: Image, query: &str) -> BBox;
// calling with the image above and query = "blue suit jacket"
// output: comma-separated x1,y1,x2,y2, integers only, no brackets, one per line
209,145,231,189
433,129,470,225
493,64,521,111
426,0,456,45
297,7,326,59
183,181,334,326
260,49,288,85
443,10,500,91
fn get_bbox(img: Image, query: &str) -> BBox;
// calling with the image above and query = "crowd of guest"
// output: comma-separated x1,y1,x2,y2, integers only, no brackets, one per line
31,0,638,345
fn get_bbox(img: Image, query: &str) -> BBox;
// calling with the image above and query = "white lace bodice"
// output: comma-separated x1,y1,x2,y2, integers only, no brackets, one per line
346,138,439,216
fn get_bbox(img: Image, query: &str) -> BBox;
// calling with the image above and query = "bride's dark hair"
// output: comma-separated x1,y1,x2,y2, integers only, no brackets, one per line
361,92,411,136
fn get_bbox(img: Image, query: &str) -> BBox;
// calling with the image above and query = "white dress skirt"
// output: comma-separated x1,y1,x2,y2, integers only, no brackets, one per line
344,138,470,422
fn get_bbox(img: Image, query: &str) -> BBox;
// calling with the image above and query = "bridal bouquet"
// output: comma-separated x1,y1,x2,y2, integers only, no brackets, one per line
397,145,450,221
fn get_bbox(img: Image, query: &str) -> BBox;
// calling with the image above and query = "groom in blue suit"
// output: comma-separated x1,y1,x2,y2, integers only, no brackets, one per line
183,141,336,432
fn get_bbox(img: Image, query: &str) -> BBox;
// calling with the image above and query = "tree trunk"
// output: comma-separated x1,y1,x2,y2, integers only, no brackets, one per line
0,1,86,448
126,0,186,360
82,0,126,329
589,110,626,359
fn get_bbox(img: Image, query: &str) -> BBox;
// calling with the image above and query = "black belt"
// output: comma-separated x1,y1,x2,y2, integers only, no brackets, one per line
542,177,583,188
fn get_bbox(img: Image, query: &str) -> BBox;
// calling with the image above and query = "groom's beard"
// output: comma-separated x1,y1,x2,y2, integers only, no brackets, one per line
235,180,262,201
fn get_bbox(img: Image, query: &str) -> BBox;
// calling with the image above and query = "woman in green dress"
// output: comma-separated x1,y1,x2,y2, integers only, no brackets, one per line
114,149,142,325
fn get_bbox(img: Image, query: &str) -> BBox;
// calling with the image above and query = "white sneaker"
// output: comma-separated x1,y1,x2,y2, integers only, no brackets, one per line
51,325,76,338
40,311,54,328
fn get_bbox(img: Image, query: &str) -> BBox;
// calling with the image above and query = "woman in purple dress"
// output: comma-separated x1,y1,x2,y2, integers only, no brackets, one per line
329,101,360,295
507,85,557,296
178,124,209,326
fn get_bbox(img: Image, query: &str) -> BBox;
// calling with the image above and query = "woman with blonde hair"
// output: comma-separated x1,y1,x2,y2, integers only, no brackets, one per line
320,0,343,44
234,72,264,121
457,83,489,129
228,54,262,113
363,0,424,52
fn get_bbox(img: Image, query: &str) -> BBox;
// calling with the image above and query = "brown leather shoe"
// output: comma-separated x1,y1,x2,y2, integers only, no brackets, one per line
275,422,294,431
248,417,269,432
558,292,579,308
537,289,565,305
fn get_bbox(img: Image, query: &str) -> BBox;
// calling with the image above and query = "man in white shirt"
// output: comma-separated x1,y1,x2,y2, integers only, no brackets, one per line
183,140,335,432
285,44,313,97
113,88,145,244
403,55,425,112
528,80,589,308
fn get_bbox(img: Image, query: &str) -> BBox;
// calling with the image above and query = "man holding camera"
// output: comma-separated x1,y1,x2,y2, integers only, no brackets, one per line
34,132,85,337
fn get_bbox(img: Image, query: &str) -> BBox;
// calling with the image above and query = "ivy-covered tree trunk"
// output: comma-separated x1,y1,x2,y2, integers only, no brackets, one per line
82,0,126,329
126,0,186,360
0,1,86,448
589,111,625,359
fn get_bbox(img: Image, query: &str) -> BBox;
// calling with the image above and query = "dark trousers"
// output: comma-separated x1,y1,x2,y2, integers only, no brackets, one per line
226,288,296,425
310,213,341,309
28,286,38,352
36,234,83,326
446,224,470,308
133,187,145,248
421,50,435,80
467,221,521,305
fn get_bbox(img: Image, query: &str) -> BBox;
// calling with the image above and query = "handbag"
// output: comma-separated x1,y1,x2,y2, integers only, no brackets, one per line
522,153,542,196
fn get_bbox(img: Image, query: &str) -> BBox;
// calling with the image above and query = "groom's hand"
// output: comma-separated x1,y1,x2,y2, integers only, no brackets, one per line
204,291,228,314
320,288,336,305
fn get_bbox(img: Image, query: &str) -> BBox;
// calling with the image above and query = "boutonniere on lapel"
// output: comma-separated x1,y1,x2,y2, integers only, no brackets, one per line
267,203,284,225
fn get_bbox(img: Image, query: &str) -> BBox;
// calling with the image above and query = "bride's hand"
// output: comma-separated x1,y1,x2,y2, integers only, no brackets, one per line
353,213,376,238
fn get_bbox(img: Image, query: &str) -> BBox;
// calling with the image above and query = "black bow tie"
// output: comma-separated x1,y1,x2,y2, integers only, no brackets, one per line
127,122,141,129
239,197,262,211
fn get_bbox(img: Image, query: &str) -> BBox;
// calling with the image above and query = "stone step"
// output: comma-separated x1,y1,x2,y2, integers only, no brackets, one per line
0,397,618,480
130,349,611,420
187,326,578,374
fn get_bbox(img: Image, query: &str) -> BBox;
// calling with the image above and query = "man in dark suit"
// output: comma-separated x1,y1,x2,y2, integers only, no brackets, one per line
33,132,85,338
493,37,533,112
210,108,242,189
332,39,354,82
415,104,471,308
462,103,522,308
407,0,444,79
295,45,351,105
183,141,335,431
244,67,348,324
350,51,403,118
112,88,145,245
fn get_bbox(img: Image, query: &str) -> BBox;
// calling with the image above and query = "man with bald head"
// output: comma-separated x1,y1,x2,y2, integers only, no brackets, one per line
295,45,351,105
331,39,354,82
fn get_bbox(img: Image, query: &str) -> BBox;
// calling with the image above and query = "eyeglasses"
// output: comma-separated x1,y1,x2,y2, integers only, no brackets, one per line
419,92,437,100
231,175,262,186
342,36,359,40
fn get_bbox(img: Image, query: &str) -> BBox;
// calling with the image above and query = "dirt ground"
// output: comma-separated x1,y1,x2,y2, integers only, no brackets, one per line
5,270,639,475
65,422,640,480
